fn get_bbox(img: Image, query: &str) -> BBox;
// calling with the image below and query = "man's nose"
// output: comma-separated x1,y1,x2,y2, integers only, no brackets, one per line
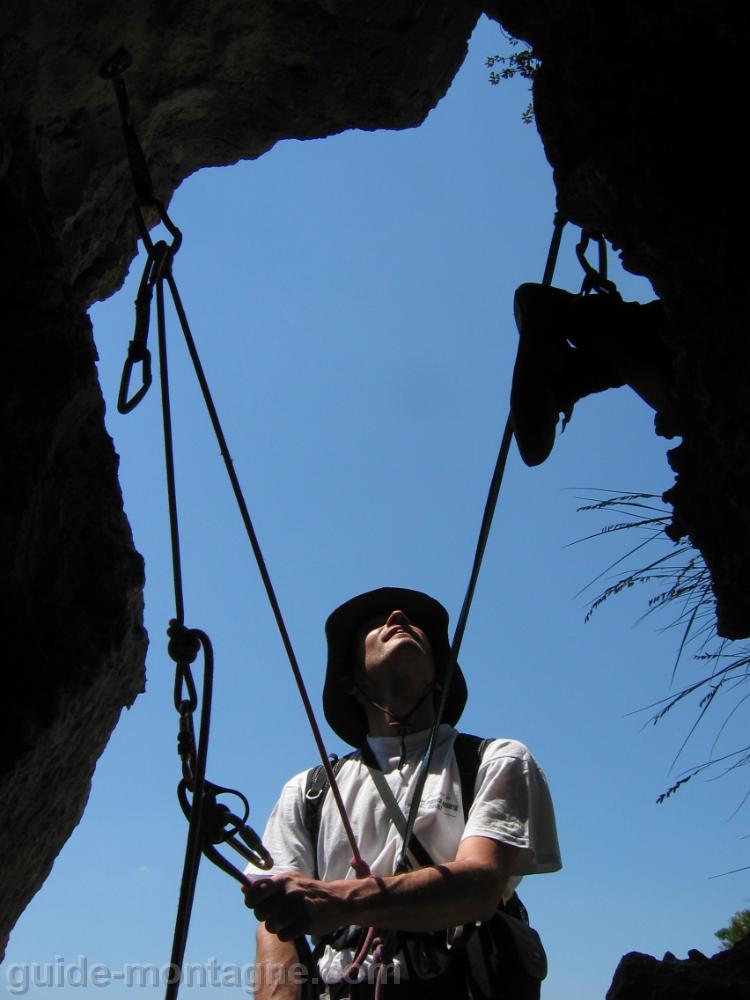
386,609,410,627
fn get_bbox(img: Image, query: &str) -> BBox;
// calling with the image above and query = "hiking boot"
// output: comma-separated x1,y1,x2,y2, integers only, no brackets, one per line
510,283,625,466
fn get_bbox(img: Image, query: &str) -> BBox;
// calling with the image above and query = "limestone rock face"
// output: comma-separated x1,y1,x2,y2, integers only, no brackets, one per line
1,0,749,983
607,940,750,999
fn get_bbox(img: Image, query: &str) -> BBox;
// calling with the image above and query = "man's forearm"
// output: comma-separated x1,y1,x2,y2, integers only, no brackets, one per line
332,856,507,933
247,839,518,942
254,925,303,1000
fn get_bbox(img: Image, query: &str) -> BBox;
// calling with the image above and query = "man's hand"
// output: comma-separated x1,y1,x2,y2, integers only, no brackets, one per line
244,872,350,941
245,837,518,941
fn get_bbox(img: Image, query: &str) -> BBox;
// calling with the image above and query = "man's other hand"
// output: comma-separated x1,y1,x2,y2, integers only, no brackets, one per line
243,872,347,941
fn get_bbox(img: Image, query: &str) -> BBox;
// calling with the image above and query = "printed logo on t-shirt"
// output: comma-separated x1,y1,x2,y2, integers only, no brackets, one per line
422,793,459,815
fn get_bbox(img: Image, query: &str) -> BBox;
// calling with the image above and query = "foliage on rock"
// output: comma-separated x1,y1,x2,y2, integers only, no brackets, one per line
578,492,750,811
486,31,539,124
716,909,750,950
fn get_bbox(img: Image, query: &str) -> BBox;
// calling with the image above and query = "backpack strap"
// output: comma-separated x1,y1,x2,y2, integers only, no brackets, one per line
453,733,492,821
302,736,491,876
303,754,352,879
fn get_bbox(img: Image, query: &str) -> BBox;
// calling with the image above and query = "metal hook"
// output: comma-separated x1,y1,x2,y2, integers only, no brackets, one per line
117,340,152,414
116,242,170,413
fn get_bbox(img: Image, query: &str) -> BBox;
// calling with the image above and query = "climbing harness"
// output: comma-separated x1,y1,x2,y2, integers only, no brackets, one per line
302,737,547,1000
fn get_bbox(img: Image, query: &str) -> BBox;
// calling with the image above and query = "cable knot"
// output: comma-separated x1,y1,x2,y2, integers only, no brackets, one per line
167,620,201,664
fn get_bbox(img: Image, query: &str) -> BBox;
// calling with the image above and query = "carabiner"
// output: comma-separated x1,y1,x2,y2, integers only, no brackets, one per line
117,339,152,413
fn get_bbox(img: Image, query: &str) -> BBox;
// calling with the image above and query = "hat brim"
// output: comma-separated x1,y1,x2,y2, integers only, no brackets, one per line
323,587,467,747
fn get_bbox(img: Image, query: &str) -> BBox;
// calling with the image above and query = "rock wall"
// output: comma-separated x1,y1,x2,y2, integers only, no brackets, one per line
487,0,750,638
607,938,750,999
1,0,748,989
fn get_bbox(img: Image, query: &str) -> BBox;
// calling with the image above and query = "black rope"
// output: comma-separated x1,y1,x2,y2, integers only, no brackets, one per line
396,214,567,870
155,249,186,626
101,53,365,1000
162,264,367,872
102,50,571,979
164,626,213,1000
396,417,514,870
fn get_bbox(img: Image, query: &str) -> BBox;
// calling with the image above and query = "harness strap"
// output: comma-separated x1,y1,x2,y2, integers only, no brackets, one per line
359,746,435,870
304,755,352,879
303,733,491,870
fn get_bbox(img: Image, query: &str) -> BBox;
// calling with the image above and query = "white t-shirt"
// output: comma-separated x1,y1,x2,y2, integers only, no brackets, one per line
256,725,561,983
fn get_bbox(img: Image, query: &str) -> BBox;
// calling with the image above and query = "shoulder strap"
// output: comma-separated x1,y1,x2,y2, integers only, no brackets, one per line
302,737,490,876
302,754,352,879
453,733,491,822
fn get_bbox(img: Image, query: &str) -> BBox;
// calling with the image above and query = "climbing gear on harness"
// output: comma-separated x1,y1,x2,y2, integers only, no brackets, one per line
101,50,372,1000
303,736,547,999
302,736,489,993
323,588,467,749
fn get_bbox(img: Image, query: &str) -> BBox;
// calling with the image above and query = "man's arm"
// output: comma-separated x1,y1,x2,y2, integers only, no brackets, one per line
254,924,303,1000
245,836,519,943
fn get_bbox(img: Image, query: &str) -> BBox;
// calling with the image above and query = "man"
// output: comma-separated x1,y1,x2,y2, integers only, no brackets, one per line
245,587,561,998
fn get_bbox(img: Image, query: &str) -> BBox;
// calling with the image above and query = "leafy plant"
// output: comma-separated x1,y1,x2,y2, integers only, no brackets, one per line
486,31,540,125
576,491,750,811
715,908,750,949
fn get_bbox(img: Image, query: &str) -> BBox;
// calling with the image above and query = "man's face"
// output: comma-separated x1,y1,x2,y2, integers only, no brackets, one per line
353,609,435,695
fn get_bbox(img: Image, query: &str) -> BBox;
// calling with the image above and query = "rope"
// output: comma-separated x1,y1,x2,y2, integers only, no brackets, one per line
396,416,514,870
395,213,567,871
101,53,371,1000
102,52,577,993
164,627,213,1000
161,265,367,873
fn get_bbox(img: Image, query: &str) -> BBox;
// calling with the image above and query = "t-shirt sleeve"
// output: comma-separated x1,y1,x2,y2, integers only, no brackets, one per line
247,771,316,878
461,739,562,876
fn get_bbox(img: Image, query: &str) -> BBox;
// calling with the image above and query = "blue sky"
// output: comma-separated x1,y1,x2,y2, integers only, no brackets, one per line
4,15,747,1000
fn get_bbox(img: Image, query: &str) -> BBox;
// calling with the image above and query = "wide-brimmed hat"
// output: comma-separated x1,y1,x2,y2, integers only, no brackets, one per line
323,587,468,747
